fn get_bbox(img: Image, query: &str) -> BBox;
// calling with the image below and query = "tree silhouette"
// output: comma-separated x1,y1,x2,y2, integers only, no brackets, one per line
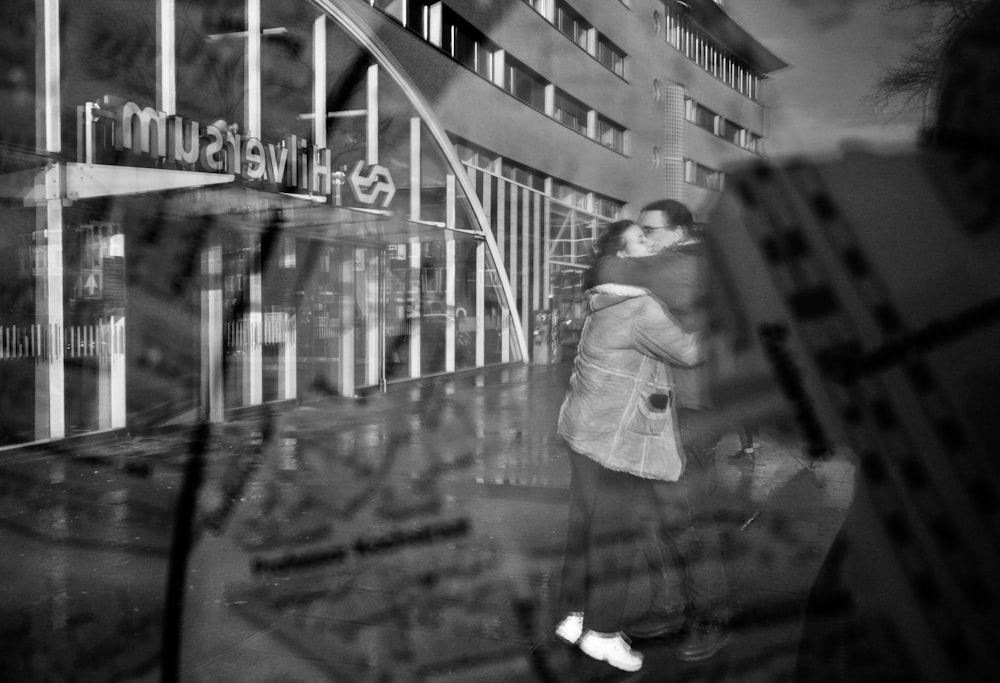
871,0,990,123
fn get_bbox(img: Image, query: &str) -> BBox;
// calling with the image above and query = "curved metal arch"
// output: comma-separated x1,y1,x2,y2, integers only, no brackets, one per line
311,0,530,363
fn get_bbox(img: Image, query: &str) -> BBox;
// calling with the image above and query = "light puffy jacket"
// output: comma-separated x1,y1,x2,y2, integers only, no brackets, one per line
558,284,704,482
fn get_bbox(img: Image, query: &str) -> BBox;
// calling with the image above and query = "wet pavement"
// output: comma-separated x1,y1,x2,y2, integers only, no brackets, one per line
0,360,854,682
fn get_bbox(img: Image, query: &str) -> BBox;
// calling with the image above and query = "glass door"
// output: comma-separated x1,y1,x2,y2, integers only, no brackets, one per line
294,241,344,398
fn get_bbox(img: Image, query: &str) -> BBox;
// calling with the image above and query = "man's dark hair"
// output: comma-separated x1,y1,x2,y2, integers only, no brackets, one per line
639,199,693,229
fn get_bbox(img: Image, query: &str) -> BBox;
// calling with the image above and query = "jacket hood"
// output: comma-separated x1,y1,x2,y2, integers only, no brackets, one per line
587,283,650,312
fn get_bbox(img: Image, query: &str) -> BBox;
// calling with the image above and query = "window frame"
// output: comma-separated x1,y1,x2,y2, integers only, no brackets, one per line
553,89,589,136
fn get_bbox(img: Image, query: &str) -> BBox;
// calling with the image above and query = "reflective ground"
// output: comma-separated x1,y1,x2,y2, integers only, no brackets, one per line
0,361,854,682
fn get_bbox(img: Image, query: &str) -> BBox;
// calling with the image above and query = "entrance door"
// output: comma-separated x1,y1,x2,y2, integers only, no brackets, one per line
294,241,345,398
293,241,387,398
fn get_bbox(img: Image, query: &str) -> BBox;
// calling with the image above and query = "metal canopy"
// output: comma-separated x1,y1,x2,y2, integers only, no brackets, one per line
0,162,234,205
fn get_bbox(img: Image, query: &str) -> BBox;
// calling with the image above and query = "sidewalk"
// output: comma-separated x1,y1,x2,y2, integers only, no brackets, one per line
0,360,854,682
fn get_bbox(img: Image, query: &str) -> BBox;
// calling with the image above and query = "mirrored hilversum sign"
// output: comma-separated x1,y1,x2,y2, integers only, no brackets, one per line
86,99,395,207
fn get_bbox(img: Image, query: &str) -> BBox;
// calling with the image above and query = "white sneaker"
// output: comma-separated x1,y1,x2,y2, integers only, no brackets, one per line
578,630,643,672
555,612,584,644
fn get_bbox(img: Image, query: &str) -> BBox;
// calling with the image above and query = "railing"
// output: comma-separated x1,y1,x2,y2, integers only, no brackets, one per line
225,320,261,352
262,312,295,345
0,321,125,362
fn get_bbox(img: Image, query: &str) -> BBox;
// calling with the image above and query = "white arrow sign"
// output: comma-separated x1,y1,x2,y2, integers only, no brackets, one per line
348,161,396,208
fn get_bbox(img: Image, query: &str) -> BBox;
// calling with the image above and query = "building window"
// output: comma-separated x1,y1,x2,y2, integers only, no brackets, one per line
684,98,762,155
596,35,627,79
719,118,741,146
501,159,544,190
556,1,591,49
740,130,762,154
504,57,547,111
453,136,499,172
553,180,588,209
445,14,497,80
370,0,406,23
685,160,725,192
398,0,420,33
663,4,761,101
597,115,625,153
593,194,625,219
553,89,588,136
685,98,717,134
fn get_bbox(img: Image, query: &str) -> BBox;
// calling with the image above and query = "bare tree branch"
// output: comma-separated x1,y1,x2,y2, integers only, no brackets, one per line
872,0,990,119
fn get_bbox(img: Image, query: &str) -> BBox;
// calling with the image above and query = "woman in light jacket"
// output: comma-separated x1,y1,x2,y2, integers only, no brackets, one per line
554,220,704,673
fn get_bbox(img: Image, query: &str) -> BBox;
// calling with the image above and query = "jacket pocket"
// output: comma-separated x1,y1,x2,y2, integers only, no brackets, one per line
626,389,673,436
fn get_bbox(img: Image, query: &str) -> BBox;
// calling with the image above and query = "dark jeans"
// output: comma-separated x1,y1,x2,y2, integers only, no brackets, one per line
559,450,653,633
641,408,731,626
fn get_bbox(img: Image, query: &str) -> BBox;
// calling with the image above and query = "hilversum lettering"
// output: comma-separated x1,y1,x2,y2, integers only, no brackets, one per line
104,100,336,196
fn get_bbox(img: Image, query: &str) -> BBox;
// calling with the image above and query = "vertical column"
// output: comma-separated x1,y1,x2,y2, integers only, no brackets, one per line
507,184,518,363
497,180,509,363
544,84,555,118
542,191,551,321
338,250,356,397
492,49,506,88
444,175,456,373
408,241,421,378
280,236,297,400
476,169,490,368
496,177,506,258
244,239,263,405
365,64,380,386
244,0,263,405
408,117,421,378
664,80,687,202
313,16,327,148
155,0,175,430
532,187,541,312
366,64,379,163
366,251,380,387
201,238,224,422
310,17,327,394
520,187,531,354
156,0,176,114
35,0,65,440
98,233,126,429
246,0,261,137
542,0,556,23
475,240,485,367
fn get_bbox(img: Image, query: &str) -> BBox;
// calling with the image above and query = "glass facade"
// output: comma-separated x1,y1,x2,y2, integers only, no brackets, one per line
0,0,526,448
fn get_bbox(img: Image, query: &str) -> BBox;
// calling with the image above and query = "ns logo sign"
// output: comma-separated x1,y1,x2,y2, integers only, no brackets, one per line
348,161,396,208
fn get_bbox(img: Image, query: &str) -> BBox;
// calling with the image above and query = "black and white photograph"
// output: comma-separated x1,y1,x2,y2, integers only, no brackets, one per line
1,1,998,680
